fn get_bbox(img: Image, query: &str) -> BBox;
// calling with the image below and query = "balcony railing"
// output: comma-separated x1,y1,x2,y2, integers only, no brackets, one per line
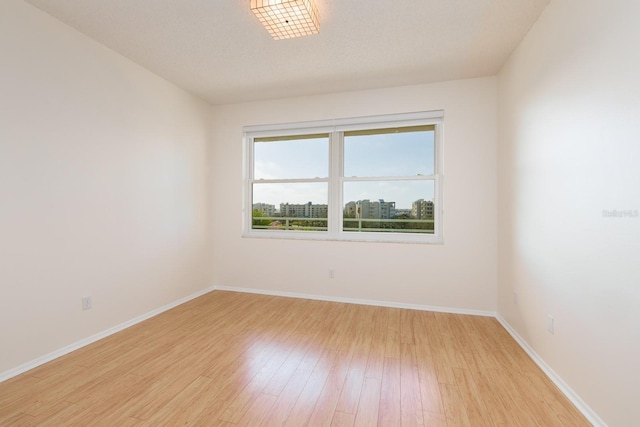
252,216,435,234
252,216,327,231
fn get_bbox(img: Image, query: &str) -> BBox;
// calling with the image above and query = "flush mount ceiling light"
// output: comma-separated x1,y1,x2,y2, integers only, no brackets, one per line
251,0,320,40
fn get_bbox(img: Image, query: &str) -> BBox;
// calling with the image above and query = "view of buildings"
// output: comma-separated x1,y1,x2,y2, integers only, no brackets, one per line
280,202,328,218
412,198,435,219
253,198,434,220
252,203,276,216
345,199,396,219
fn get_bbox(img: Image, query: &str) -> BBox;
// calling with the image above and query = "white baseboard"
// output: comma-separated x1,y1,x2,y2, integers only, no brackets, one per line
496,315,606,427
213,285,496,317
0,285,216,383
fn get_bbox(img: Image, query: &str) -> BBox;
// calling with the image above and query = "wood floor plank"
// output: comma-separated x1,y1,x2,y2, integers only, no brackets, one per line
334,324,372,415
282,349,337,426
465,333,503,371
414,344,444,415
217,342,291,423
524,370,589,426
487,368,541,426
261,371,312,426
364,306,388,381
400,343,424,426
0,411,38,427
331,411,355,427
452,367,493,426
334,359,367,415
192,363,275,426
235,392,278,427
400,309,416,344
384,308,402,359
506,368,565,426
440,329,469,370
261,342,312,397
439,383,472,427
0,291,591,427
353,377,381,427
31,402,91,427
459,359,512,426
430,344,457,386
305,347,354,427
378,357,402,426
140,376,215,425
423,411,448,427
412,311,432,347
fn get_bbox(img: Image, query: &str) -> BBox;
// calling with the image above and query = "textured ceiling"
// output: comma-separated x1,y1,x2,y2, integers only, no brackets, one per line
24,0,550,105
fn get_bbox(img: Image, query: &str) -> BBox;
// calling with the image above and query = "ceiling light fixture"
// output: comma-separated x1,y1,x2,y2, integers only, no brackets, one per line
250,0,319,40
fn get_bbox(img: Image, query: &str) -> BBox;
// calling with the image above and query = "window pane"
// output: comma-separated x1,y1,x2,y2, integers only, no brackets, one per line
343,180,435,234
254,134,329,179
252,182,328,231
344,126,434,177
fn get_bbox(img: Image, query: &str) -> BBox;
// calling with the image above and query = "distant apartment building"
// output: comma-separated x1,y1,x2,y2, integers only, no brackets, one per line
412,199,434,219
344,201,357,217
280,202,328,218
252,203,276,216
355,199,396,219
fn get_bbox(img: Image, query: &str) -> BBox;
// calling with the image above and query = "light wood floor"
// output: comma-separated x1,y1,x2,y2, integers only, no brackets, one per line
0,291,589,426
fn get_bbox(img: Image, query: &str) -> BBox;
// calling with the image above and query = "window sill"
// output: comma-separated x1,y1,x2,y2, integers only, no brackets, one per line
242,231,443,245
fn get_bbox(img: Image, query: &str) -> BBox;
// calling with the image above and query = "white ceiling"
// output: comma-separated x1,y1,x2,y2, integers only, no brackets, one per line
24,0,550,105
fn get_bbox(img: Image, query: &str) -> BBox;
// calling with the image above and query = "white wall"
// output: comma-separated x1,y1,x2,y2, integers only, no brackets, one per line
497,0,640,425
211,78,498,312
0,0,213,374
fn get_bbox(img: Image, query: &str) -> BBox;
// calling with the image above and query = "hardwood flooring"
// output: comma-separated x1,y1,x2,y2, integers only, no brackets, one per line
0,291,590,426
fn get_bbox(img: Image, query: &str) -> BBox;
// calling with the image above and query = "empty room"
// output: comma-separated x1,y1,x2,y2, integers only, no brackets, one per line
1,0,638,425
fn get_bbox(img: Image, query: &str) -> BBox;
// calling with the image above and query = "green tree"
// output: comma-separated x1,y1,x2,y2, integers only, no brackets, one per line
252,209,271,228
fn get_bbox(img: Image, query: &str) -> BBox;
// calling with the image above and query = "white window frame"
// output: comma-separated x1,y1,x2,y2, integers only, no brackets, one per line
243,111,444,244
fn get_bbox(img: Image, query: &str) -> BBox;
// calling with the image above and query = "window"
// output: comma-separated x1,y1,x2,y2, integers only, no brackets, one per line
244,111,443,243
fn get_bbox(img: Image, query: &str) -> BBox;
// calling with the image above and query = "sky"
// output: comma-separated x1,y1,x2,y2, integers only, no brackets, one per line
253,130,435,210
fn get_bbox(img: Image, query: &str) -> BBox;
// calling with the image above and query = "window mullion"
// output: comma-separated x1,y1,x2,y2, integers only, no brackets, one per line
251,177,329,184
243,134,254,234
328,131,342,238
342,175,436,182
435,119,444,241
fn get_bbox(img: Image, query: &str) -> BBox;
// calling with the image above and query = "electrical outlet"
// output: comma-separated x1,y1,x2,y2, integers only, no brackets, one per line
329,269,335,279
82,296,92,311
513,291,518,304
546,314,554,334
